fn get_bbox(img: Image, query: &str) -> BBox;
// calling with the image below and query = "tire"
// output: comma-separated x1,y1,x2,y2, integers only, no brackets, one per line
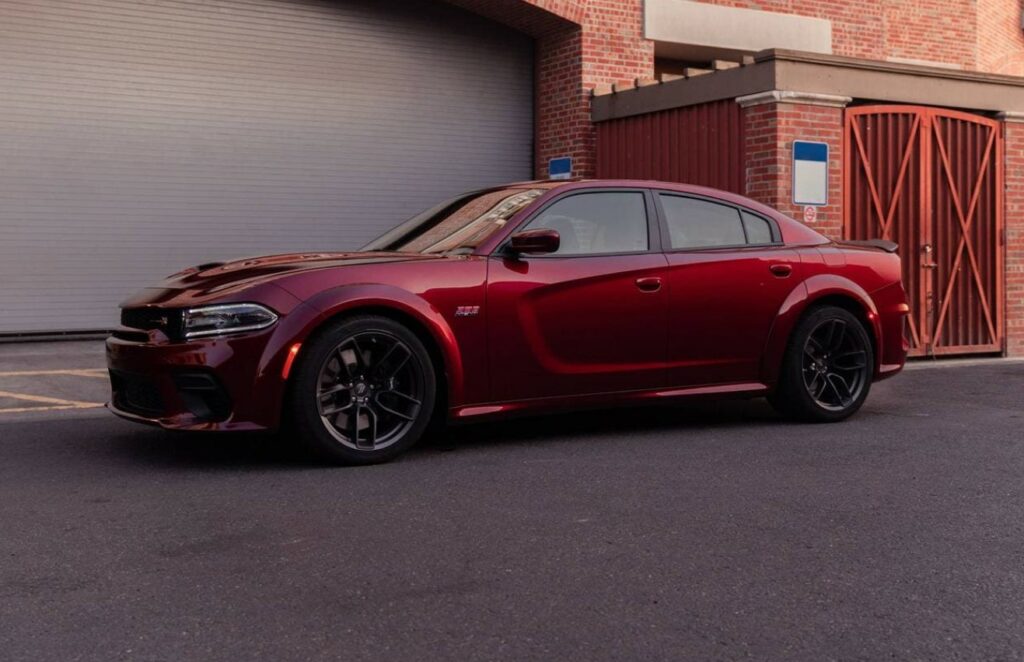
768,305,874,423
286,315,437,465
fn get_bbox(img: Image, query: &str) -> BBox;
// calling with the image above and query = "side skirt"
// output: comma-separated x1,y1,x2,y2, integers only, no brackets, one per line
449,382,770,423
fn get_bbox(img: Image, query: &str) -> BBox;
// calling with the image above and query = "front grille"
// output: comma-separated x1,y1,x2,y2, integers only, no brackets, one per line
110,371,165,416
120,308,184,340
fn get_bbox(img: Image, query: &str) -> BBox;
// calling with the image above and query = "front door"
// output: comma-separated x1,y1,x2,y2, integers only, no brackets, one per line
486,189,668,401
845,106,1003,356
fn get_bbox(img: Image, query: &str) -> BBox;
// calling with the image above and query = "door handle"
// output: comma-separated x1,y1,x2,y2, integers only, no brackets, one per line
769,263,792,278
635,276,662,292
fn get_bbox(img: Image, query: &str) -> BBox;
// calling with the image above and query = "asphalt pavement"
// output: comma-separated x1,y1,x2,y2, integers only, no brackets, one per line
1,341,1023,661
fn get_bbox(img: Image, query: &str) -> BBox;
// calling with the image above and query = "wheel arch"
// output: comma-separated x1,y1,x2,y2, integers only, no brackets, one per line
287,285,463,414
761,275,883,385
807,294,879,370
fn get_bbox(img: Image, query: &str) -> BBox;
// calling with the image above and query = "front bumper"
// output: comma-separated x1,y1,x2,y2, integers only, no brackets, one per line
106,327,289,432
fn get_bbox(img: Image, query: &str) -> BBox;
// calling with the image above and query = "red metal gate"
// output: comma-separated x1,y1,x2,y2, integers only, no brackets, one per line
844,106,1004,356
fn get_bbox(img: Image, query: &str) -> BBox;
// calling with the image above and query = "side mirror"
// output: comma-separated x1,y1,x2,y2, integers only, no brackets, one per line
509,228,560,255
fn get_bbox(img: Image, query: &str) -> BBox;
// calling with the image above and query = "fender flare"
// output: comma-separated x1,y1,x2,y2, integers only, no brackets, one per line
291,283,465,407
760,275,882,385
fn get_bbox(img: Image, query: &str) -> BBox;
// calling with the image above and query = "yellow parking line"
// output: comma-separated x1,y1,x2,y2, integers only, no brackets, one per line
0,369,107,378
65,369,108,378
0,389,102,408
0,404,102,414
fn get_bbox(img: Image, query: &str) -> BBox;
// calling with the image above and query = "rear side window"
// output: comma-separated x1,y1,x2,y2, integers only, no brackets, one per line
741,211,775,245
523,192,649,255
659,195,745,249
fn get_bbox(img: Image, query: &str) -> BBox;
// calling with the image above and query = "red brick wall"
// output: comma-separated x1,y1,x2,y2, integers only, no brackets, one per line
535,28,588,177
881,0,976,69
742,101,844,239
978,0,1024,76
1004,121,1024,356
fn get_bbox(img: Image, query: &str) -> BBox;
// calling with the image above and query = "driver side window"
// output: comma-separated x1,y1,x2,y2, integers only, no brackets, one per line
523,192,649,255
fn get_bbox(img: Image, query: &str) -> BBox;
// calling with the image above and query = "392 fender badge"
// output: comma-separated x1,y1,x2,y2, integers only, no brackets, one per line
454,305,480,318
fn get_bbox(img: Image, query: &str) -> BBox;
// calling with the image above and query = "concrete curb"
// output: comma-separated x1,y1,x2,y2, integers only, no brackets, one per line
904,357,1024,370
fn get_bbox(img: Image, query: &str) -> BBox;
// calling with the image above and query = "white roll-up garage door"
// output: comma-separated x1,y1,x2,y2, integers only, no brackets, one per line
0,0,534,334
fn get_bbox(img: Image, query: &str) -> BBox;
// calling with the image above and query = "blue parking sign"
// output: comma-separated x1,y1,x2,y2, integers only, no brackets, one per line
548,156,572,180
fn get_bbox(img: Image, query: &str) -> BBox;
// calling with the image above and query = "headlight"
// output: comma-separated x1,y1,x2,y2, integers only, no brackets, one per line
183,303,278,339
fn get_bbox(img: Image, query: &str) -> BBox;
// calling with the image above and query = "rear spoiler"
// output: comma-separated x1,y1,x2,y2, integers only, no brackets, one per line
837,239,899,253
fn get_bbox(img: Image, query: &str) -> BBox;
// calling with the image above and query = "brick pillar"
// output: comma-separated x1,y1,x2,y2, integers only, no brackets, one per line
536,4,652,178
535,27,590,178
738,92,850,239
1001,115,1024,356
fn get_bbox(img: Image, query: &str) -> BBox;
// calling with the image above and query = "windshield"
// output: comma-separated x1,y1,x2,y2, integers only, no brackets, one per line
368,187,547,254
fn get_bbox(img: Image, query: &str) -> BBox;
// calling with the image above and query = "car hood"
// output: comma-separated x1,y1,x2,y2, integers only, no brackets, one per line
119,251,452,310
158,251,446,292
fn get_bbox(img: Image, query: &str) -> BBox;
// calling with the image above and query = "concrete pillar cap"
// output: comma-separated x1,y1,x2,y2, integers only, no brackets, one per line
736,90,852,108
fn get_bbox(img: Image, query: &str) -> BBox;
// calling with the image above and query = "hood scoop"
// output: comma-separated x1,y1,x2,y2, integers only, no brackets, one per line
167,261,226,279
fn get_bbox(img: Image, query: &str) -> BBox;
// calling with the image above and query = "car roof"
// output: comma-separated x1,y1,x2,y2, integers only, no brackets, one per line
509,178,776,215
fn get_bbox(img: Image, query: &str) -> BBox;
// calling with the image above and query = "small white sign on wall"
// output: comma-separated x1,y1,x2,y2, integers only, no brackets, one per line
792,140,829,206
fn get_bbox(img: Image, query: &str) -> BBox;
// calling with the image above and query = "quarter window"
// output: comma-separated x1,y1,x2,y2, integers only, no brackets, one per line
522,192,649,255
741,211,775,245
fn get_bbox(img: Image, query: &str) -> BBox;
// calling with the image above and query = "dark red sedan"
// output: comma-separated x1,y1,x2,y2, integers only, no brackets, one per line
107,180,909,464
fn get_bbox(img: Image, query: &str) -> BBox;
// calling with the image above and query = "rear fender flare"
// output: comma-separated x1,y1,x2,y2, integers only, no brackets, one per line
760,275,882,385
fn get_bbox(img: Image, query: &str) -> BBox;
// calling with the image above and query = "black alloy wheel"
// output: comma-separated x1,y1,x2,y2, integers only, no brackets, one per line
316,331,423,451
769,305,874,422
288,315,437,464
800,317,870,411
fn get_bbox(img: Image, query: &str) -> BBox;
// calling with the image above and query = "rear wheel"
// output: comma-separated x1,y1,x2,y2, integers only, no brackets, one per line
287,315,437,464
769,305,873,422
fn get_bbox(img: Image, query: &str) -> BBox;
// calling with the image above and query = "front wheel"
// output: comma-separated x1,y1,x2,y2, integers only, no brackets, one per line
768,305,874,422
286,315,437,465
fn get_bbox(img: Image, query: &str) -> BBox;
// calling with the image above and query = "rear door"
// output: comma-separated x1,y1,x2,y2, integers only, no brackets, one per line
655,193,800,387
486,189,669,401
